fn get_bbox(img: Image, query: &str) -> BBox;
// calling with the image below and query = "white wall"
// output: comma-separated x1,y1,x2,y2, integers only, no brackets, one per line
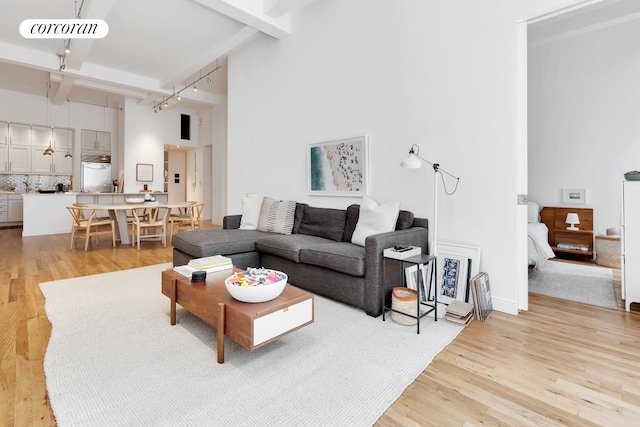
211,96,227,225
528,18,640,235
226,0,586,315
121,97,201,193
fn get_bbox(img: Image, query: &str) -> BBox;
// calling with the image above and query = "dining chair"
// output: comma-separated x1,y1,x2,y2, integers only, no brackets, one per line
130,206,169,250
67,206,116,251
191,203,205,230
169,204,196,236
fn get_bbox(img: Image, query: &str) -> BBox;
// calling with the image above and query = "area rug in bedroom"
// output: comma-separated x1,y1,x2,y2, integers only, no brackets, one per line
39,263,463,427
528,261,617,309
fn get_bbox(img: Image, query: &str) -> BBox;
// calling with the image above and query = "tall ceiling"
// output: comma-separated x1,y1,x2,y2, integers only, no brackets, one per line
0,0,318,109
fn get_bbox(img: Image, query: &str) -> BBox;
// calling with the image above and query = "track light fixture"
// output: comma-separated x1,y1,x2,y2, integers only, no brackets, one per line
151,61,222,112
65,40,71,54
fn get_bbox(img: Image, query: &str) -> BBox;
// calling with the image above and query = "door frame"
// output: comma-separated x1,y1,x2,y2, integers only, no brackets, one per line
516,0,608,311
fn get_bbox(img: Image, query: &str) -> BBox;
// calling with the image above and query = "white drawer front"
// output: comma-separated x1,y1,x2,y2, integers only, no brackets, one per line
0,212,7,222
253,298,313,346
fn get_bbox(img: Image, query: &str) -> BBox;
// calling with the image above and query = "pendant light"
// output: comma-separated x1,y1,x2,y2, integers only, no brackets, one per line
43,81,54,156
64,98,72,158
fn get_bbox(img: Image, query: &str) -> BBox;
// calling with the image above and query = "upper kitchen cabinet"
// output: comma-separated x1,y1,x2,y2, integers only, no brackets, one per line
81,129,110,152
1,122,31,146
0,122,31,172
31,127,73,174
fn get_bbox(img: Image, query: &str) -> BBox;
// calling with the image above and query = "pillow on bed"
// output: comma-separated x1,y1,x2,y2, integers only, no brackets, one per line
527,202,541,223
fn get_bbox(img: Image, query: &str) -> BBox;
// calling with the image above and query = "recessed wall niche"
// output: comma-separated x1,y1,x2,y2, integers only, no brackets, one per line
180,114,190,140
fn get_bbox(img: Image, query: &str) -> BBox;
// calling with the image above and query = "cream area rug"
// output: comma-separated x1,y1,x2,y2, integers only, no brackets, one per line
40,263,463,427
528,261,617,309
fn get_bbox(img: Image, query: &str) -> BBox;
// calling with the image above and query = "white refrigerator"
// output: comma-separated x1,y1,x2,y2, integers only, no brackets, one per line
621,181,640,311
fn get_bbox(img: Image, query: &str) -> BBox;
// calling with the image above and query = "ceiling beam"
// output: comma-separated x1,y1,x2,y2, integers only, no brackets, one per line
52,74,75,105
263,0,317,18
529,10,640,48
65,0,116,70
190,0,291,39
159,26,257,89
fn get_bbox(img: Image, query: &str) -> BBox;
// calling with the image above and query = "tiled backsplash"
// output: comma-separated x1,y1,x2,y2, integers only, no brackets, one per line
1,174,73,192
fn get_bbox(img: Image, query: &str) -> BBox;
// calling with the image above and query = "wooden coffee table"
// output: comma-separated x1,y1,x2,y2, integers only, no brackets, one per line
161,268,314,363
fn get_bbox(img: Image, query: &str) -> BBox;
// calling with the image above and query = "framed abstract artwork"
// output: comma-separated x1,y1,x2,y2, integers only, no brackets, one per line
136,163,153,182
562,188,587,204
431,242,481,304
404,263,433,304
307,135,368,196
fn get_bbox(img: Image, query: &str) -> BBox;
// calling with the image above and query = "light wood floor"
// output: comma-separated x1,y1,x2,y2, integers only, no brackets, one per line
1,229,639,427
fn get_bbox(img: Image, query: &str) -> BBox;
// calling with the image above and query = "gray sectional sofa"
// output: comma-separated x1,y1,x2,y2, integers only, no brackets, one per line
171,203,429,317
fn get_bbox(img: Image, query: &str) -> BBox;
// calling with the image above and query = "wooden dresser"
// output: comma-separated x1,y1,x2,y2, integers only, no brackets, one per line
540,207,594,260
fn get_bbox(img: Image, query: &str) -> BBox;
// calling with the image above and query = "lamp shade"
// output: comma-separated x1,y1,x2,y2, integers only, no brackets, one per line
400,152,422,169
565,213,580,230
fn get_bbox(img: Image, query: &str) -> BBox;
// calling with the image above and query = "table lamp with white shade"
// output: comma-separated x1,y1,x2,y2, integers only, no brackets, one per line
400,144,460,256
566,212,580,231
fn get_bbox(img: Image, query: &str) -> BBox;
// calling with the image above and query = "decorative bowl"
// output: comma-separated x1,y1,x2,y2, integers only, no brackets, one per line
224,268,287,303
126,197,145,204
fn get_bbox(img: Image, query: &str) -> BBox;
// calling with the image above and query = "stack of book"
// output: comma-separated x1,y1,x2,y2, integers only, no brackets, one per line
188,255,233,271
173,255,233,279
445,300,474,326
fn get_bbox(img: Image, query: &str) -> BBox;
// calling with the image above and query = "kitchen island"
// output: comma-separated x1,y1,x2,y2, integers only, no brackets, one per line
22,193,78,237
22,192,168,238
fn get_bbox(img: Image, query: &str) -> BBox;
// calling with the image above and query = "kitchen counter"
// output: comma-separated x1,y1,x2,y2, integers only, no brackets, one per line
22,193,79,237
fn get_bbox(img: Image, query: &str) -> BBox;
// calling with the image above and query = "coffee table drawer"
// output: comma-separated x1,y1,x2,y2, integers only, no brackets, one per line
254,298,313,346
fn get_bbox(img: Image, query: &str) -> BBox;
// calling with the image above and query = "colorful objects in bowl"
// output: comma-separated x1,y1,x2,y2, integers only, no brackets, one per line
224,268,287,303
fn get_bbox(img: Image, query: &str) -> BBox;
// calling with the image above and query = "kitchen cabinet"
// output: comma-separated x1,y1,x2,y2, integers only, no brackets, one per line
8,195,23,222
81,129,110,152
0,195,7,222
29,126,73,174
1,122,31,146
32,126,71,150
6,144,31,172
0,122,32,172
31,148,73,174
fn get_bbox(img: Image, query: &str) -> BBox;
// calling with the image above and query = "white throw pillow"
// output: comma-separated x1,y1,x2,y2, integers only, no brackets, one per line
239,196,263,230
527,202,540,223
351,195,400,247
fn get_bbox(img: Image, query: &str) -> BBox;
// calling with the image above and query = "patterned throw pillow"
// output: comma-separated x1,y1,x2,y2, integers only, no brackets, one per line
257,197,296,235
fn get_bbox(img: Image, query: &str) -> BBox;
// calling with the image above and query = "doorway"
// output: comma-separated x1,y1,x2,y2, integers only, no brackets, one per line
517,0,638,310
166,150,186,204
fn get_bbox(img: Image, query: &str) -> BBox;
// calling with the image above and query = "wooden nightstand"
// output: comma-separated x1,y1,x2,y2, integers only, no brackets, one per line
541,207,594,260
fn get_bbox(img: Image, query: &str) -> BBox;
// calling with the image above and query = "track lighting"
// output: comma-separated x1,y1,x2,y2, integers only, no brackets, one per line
65,40,71,54
151,61,222,112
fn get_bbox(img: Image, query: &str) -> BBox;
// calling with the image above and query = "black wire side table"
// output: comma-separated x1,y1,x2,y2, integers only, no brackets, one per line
381,252,437,334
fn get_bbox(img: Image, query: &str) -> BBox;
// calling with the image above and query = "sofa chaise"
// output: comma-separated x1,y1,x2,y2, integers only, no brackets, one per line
171,202,429,317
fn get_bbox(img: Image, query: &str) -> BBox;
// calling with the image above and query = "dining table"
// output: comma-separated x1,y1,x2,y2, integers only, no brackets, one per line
80,201,193,245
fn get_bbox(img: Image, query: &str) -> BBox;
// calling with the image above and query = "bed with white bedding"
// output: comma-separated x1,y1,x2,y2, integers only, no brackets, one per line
528,202,555,268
